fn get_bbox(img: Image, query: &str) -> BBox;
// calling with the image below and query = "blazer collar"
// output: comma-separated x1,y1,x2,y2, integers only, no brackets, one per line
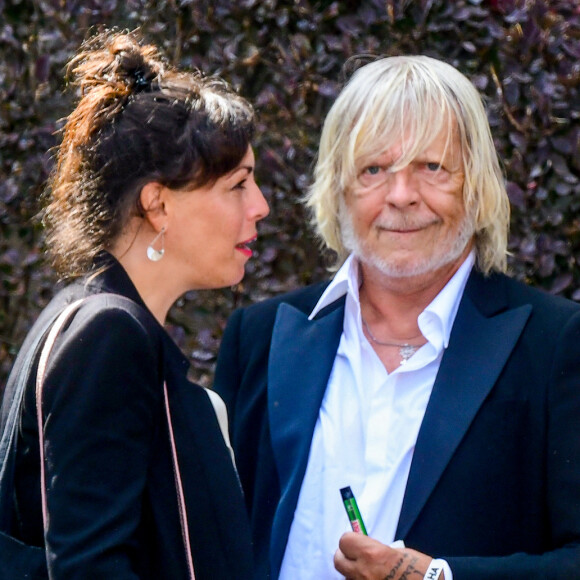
396,270,532,538
267,296,345,576
79,253,190,375
84,252,147,307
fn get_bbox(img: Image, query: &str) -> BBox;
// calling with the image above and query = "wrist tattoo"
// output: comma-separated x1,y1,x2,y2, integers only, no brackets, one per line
384,556,404,580
384,554,423,580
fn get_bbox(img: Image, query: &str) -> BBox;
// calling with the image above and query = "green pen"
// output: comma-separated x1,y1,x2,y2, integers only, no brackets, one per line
340,486,368,535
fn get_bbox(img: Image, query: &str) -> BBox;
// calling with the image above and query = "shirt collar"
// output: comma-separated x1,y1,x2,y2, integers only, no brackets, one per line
308,254,358,320
308,251,475,350
419,251,474,350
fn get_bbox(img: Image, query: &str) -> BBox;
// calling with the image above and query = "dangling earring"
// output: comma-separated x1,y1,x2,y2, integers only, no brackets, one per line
147,227,165,262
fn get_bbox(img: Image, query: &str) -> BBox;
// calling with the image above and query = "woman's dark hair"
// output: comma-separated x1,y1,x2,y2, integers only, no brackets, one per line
43,29,255,278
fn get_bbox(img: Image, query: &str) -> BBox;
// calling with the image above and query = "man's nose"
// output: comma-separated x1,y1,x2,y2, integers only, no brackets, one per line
383,167,419,208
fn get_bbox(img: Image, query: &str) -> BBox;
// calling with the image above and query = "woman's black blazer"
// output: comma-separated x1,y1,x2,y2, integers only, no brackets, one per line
1,256,255,579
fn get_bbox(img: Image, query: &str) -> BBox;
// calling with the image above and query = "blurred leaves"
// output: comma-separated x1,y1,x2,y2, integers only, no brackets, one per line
0,0,579,387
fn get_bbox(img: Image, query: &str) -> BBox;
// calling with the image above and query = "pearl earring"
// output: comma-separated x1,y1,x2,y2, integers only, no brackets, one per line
147,227,165,262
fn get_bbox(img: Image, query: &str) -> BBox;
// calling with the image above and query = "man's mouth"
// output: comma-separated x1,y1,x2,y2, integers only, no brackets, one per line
376,218,439,234
235,235,257,257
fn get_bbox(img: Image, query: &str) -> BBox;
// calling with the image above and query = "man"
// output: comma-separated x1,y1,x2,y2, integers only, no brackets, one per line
214,55,580,579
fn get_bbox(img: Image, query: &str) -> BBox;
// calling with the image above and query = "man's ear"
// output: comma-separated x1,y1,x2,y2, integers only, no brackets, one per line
140,182,167,230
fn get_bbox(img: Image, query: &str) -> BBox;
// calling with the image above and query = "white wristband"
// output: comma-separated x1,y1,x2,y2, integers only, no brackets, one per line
423,559,446,580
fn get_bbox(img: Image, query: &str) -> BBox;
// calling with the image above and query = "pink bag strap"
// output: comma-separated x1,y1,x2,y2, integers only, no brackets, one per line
163,383,196,579
35,298,196,579
36,299,86,528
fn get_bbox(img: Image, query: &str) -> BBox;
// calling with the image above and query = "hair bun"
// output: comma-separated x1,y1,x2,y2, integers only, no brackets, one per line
109,34,163,94
110,36,162,93
62,30,165,146
67,30,164,101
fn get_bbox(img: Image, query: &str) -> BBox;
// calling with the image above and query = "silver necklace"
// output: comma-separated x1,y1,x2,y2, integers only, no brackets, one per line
361,316,421,364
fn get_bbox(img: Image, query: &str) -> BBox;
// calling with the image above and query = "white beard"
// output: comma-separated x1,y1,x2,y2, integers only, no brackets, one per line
338,197,475,279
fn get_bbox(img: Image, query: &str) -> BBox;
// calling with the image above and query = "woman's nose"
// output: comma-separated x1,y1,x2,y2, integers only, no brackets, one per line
250,183,270,221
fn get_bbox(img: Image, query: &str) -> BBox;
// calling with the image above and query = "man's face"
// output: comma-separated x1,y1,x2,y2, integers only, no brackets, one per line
340,123,474,280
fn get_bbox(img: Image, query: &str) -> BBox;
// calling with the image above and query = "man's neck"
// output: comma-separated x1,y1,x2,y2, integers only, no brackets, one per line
358,247,472,339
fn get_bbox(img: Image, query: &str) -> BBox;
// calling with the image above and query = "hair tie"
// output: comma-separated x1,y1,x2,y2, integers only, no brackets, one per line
133,68,152,92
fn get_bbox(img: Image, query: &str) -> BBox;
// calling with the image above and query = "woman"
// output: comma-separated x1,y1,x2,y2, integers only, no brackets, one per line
0,29,268,579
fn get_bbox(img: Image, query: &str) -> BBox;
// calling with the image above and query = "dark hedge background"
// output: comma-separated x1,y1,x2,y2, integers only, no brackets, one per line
1,0,579,388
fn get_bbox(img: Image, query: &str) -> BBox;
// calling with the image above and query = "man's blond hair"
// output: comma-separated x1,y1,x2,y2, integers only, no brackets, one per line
304,55,509,274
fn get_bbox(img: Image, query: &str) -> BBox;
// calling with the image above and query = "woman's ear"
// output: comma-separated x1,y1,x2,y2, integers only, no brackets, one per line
140,182,167,230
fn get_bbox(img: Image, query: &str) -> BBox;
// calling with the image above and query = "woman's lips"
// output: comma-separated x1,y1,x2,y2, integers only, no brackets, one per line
235,235,257,257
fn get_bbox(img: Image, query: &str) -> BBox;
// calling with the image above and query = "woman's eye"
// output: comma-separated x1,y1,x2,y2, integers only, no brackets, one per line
426,162,442,171
234,180,247,190
364,166,381,175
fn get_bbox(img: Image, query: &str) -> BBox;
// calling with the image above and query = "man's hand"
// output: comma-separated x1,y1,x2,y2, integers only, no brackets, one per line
334,532,440,580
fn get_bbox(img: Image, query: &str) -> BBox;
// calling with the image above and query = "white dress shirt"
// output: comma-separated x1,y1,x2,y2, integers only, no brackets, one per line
278,252,474,580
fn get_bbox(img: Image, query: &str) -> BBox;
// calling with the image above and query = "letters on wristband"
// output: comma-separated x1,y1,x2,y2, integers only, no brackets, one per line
423,559,445,580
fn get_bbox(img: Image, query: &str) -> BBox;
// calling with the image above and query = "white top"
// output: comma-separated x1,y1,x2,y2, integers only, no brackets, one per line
278,252,475,580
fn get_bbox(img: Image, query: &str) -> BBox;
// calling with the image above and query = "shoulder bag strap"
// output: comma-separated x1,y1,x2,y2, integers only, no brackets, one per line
35,298,196,580
163,382,196,580
35,298,86,527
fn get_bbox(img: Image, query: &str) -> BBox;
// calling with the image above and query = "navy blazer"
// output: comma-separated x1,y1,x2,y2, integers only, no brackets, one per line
214,269,580,579
2,257,255,579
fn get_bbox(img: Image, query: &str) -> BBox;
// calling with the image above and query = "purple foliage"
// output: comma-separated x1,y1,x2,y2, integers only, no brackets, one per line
0,0,578,387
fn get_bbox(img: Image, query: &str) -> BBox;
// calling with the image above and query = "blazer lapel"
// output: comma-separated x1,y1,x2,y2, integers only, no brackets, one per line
396,274,532,539
267,299,345,575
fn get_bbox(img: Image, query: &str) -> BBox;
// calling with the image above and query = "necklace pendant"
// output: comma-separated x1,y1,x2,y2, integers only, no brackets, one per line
399,343,417,362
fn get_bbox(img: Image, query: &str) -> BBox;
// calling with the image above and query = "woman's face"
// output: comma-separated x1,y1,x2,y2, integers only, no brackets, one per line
165,146,269,291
